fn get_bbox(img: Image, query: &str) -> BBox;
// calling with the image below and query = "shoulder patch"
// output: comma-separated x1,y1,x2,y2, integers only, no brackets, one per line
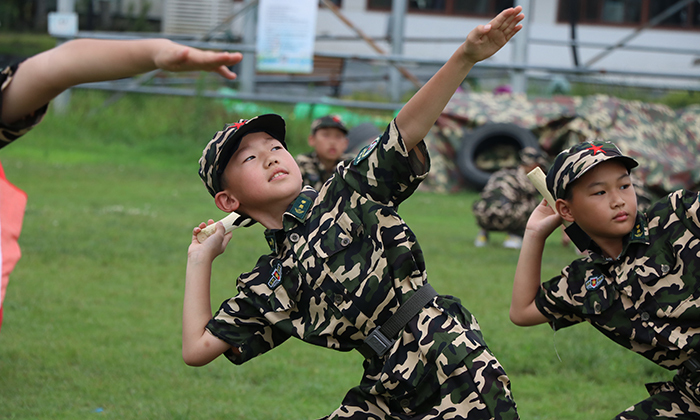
353,136,380,166
267,261,283,289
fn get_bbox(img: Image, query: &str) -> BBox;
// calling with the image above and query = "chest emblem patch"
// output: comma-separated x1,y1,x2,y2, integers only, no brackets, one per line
585,274,605,291
268,262,283,289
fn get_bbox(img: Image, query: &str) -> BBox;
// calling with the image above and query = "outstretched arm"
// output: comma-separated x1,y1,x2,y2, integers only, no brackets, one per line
2,38,242,125
182,221,235,366
395,6,523,152
510,200,560,326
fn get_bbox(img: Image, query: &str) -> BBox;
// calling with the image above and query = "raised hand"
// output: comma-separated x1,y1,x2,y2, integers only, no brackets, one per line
154,44,242,80
463,6,524,64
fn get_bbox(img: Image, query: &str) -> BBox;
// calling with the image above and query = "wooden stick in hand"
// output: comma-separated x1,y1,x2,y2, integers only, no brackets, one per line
196,211,255,243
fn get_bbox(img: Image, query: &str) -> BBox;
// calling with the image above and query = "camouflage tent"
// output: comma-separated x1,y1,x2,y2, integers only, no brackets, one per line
422,92,700,196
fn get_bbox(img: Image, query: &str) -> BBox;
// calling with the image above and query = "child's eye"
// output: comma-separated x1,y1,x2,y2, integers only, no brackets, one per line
620,183,631,190
593,190,606,196
243,155,255,162
271,145,282,151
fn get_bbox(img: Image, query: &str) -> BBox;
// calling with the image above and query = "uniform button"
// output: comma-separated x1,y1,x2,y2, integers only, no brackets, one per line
334,294,343,305
661,264,670,275
340,237,351,246
400,399,410,408
289,233,300,243
641,312,650,321
594,301,601,313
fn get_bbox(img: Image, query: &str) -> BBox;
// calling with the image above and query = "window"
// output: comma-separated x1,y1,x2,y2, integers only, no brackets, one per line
558,0,700,29
368,0,514,16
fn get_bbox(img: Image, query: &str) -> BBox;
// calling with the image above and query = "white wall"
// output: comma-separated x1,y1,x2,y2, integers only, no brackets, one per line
312,0,700,82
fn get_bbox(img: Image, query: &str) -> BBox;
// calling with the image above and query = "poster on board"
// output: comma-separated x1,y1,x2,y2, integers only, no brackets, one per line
256,0,318,73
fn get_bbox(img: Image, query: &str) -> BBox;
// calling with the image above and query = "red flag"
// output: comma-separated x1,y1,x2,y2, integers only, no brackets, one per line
0,160,27,331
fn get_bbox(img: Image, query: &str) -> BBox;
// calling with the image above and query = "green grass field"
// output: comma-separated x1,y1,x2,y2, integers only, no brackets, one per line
0,91,669,419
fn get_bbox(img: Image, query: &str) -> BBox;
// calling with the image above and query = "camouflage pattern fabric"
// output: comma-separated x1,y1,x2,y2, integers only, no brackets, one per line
614,369,700,419
472,167,538,236
535,189,700,416
295,151,354,191
0,63,48,148
427,92,700,195
206,119,519,419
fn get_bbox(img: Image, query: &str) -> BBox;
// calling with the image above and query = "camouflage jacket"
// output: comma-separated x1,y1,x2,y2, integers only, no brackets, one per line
0,63,48,147
476,166,539,210
295,151,354,191
206,120,517,417
535,189,700,370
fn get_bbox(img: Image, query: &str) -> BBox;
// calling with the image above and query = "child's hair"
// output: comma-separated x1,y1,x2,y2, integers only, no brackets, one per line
546,140,638,201
198,114,286,197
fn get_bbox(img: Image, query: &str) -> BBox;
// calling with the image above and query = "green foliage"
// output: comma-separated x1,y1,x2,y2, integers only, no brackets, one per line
0,32,55,56
0,92,669,419
657,90,700,109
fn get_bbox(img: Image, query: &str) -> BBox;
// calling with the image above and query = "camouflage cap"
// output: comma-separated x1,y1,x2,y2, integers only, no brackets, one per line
199,114,286,197
311,115,348,134
546,140,638,200
519,147,549,168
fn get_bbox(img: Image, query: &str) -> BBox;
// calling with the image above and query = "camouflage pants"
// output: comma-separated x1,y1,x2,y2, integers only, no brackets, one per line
323,298,519,420
472,196,533,236
614,367,700,420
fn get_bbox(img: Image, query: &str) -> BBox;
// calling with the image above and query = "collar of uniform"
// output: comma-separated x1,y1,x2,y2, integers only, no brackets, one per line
586,212,648,264
284,187,317,224
263,187,317,253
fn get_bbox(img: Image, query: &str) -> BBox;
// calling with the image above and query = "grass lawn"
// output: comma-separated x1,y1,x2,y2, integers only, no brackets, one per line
0,91,669,419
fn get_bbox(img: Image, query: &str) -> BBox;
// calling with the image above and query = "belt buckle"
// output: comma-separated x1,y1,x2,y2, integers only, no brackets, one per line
364,328,395,357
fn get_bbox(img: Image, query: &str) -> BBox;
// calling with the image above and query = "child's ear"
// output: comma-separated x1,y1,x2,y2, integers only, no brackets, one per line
215,191,240,213
556,198,576,223
307,134,316,148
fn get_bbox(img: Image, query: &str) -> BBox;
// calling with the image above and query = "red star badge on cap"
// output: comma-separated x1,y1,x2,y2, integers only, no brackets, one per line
587,144,604,155
232,121,247,129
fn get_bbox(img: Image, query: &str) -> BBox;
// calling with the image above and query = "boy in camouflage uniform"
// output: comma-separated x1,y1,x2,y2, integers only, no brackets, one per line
296,115,354,190
184,7,525,419
472,147,548,249
510,140,700,419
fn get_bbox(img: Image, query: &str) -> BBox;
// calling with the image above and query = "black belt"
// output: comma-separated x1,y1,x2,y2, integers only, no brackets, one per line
356,284,438,359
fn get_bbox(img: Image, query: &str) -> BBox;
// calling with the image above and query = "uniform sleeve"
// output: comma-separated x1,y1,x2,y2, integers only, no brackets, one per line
535,264,587,330
664,189,700,235
205,255,296,365
336,118,429,206
0,63,49,149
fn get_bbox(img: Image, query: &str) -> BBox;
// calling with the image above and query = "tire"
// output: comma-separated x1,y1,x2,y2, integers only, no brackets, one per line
456,123,540,190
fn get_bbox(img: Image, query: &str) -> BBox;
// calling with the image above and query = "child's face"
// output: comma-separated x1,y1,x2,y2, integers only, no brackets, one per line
308,127,348,163
220,131,302,213
565,160,637,243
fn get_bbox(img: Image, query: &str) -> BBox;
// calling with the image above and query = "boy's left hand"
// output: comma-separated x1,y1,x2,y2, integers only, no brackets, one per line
155,45,243,80
463,6,524,64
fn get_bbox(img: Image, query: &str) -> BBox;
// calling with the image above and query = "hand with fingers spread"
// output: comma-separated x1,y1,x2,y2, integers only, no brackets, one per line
463,6,524,64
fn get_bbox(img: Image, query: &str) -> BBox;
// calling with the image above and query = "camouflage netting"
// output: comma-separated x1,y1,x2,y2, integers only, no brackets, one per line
422,92,700,196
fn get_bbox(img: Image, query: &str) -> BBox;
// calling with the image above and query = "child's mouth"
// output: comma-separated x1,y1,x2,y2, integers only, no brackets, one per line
269,171,287,181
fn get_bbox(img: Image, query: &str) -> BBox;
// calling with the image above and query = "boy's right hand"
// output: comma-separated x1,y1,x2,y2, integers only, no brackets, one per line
526,199,563,240
188,220,232,261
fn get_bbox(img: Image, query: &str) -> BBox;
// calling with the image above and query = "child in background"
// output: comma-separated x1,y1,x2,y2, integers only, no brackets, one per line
510,140,700,419
184,7,524,419
296,114,352,190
